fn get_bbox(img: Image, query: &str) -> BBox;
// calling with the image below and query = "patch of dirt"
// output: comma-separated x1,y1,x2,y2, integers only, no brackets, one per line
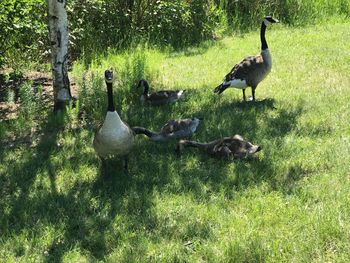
0,103,18,120
0,71,77,121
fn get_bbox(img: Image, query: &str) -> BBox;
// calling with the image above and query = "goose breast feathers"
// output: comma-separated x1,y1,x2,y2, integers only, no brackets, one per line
93,111,134,158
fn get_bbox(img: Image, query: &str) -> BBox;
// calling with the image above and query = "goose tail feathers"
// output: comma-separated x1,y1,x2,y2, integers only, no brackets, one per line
214,83,229,94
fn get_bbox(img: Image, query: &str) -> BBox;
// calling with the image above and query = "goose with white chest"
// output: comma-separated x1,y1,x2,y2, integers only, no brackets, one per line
214,16,279,101
93,69,134,171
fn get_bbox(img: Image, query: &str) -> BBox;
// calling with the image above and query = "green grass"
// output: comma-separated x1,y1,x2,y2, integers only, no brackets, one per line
1,21,350,262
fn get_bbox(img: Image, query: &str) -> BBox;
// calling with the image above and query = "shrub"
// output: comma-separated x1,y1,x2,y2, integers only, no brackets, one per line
0,0,349,69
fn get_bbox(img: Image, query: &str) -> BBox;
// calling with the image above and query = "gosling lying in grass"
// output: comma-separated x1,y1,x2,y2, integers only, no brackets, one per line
176,134,261,159
137,79,186,105
132,118,200,141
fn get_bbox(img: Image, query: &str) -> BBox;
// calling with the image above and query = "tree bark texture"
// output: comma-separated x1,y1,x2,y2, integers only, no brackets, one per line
47,0,71,111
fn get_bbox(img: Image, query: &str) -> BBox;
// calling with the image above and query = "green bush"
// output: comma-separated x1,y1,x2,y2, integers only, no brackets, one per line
0,0,349,68
219,0,350,30
0,0,47,69
68,0,222,56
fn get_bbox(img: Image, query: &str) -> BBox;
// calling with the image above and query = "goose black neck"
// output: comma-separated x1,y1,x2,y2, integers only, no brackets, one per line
183,140,205,148
143,80,150,95
260,22,268,50
132,127,157,138
106,82,115,112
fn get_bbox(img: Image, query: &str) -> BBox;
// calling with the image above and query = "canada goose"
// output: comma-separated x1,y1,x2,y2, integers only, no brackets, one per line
214,16,279,101
137,79,185,105
132,118,200,141
176,134,261,159
93,69,134,170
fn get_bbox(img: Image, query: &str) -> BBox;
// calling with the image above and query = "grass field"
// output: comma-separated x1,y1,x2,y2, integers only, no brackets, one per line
1,21,350,262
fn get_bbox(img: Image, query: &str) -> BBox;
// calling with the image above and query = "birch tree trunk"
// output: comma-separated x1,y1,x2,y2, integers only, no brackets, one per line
47,0,71,111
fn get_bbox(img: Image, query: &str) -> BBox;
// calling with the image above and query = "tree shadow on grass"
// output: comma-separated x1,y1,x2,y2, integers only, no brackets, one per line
0,113,62,234
1,114,84,257
40,168,151,262
38,140,176,262
0,109,160,262
0,85,306,261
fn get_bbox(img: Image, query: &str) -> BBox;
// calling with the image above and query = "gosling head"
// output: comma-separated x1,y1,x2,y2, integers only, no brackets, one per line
263,16,279,26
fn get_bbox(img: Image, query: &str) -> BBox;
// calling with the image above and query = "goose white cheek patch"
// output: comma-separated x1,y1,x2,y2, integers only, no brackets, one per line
177,90,184,96
224,79,247,89
263,19,271,26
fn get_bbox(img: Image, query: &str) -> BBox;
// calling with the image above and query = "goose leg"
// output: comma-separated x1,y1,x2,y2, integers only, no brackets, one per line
101,158,108,176
123,156,128,171
252,86,256,101
242,89,246,101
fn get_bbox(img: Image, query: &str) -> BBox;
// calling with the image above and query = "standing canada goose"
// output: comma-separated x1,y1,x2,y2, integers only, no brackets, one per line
214,16,279,101
93,69,134,171
132,118,200,141
137,79,185,105
176,134,261,159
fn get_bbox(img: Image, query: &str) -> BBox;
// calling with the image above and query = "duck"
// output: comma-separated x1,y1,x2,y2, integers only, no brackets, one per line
137,79,185,105
176,134,261,159
93,69,134,170
214,16,279,101
132,118,200,141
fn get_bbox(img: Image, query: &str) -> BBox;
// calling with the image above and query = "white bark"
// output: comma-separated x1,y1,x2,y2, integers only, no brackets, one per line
47,0,71,110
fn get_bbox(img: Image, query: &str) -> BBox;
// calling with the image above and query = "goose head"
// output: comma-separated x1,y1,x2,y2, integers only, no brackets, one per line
105,69,113,84
233,134,262,158
137,79,150,103
247,144,262,156
263,16,279,26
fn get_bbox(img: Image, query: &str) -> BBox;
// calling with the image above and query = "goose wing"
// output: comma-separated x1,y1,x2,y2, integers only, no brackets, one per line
151,90,182,99
212,140,233,156
224,55,263,82
93,121,103,144
224,135,260,158
210,136,248,157
148,90,185,104
160,119,190,134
